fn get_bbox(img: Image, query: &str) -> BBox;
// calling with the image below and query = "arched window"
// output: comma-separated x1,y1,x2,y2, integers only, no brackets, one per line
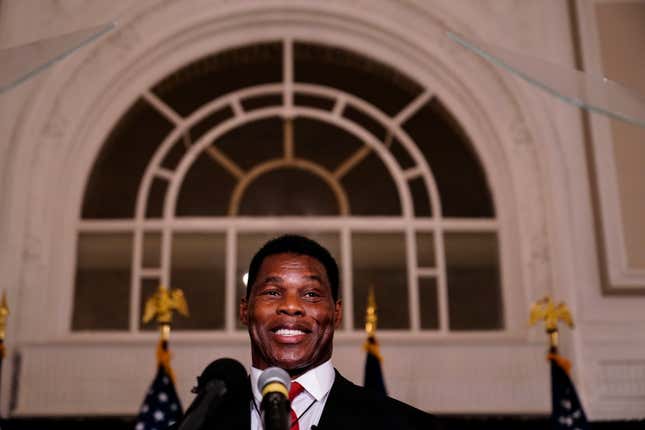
73,40,502,334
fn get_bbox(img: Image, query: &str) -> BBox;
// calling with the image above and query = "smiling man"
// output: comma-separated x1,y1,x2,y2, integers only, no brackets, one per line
240,235,441,430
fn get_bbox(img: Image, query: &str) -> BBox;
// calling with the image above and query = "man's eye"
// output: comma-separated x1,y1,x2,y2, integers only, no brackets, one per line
262,290,280,296
304,291,321,298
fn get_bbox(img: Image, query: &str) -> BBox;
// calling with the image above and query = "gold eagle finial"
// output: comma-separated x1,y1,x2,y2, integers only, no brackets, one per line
529,296,574,350
142,285,189,327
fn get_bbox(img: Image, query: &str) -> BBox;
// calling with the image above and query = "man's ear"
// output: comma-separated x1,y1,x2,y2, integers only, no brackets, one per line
239,297,249,326
333,299,342,329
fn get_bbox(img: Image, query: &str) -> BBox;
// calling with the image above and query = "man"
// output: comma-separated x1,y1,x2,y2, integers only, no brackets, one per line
239,234,441,430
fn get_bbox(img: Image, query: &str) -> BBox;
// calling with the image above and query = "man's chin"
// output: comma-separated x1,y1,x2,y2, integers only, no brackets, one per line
283,364,313,378
268,356,314,375
273,357,309,370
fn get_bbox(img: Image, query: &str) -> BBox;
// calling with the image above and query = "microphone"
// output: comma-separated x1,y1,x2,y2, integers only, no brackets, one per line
258,367,291,430
177,358,249,430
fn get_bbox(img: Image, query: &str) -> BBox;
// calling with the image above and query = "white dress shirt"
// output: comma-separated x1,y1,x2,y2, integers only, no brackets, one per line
250,360,336,430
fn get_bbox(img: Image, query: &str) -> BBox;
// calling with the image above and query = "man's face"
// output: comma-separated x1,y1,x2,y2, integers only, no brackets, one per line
240,253,342,377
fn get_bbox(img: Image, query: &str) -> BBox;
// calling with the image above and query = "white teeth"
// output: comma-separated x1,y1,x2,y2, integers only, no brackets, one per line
275,329,305,336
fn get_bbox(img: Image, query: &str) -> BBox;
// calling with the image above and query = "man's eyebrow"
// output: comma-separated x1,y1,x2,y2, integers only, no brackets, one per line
259,274,324,284
304,275,324,284
260,275,283,284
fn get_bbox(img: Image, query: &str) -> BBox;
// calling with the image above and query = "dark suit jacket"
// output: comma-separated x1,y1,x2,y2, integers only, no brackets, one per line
315,370,441,430
172,369,441,429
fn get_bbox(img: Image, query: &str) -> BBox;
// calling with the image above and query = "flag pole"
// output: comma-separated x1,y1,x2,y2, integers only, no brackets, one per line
142,285,189,382
134,285,189,429
529,296,589,430
0,291,9,417
364,286,380,359
363,286,387,394
365,286,377,339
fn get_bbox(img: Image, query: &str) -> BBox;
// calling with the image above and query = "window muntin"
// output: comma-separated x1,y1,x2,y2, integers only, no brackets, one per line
73,40,501,334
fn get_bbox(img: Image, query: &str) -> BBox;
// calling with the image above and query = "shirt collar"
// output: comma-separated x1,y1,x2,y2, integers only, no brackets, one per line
251,360,335,403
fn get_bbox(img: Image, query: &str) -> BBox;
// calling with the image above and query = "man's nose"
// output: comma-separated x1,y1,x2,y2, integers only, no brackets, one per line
277,291,304,315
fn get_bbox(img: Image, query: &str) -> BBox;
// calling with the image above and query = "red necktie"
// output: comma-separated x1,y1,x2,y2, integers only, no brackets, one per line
288,381,305,430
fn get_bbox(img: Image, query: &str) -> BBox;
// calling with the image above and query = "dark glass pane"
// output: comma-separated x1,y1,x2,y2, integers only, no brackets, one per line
409,176,432,217
239,168,339,216
352,232,408,329
170,233,226,330
416,232,435,267
419,277,439,330
341,152,401,215
72,233,132,330
216,117,283,171
236,232,341,330
294,43,422,116
176,152,236,216
142,232,161,267
82,98,173,219
294,94,335,110
343,105,386,141
140,279,162,331
146,178,167,218
241,94,282,111
403,98,494,217
293,117,362,172
153,43,282,116
445,232,503,330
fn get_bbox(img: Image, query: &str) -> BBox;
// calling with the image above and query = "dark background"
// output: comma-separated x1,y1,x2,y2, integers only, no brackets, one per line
1,416,644,429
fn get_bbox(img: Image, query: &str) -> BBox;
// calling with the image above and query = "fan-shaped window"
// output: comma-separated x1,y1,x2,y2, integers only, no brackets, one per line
239,168,340,216
73,40,502,334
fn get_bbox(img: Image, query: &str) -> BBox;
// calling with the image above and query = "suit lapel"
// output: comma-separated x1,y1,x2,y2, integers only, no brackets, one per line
316,370,360,430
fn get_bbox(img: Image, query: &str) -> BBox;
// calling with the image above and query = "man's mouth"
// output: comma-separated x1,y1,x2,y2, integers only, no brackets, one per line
275,328,306,336
271,326,310,342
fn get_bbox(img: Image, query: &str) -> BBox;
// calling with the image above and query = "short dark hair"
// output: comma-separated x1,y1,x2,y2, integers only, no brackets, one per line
246,234,340,300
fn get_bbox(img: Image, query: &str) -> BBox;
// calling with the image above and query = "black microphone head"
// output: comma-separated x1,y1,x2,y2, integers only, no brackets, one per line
258,367,290,396
194,358,249,396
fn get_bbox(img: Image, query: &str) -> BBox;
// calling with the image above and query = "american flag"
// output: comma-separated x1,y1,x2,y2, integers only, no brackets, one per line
551,356,589,430
134,365,183,430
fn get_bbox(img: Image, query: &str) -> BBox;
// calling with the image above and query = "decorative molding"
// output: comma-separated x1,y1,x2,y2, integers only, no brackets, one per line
597,360,645,399
583,353,645,420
